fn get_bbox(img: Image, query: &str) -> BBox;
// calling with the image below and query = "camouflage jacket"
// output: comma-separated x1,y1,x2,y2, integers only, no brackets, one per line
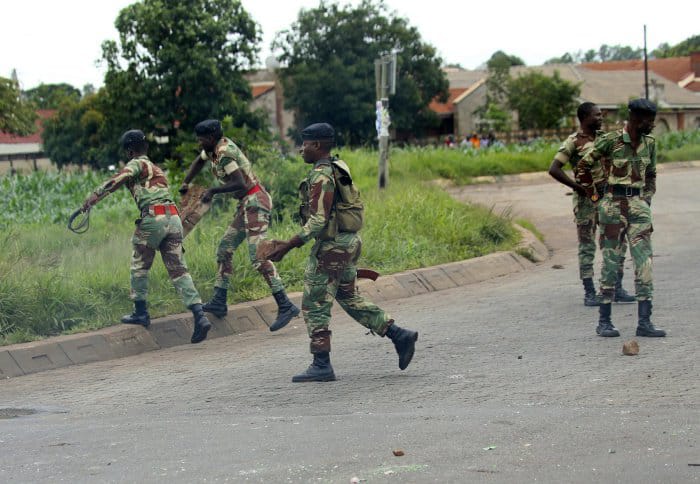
200,137,260,195
93,155,172,212
553,130,604,183
297,158,337,244
577,127,656,198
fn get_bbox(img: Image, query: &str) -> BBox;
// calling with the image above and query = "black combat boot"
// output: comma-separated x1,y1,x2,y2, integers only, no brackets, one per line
269,290,301,332
292,330,336,382
385,322,418,370
595,303,619,337
292,352,336,382
583,278,601,306
614,272,636,303
202,287,228,318
121,300,150,327
636,300,666,337
190,303,212,344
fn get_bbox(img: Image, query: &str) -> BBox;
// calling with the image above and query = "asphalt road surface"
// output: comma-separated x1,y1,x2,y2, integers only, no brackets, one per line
1,166,698,483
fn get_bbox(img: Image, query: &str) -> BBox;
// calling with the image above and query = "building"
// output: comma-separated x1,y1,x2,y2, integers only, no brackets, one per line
0,109,54,174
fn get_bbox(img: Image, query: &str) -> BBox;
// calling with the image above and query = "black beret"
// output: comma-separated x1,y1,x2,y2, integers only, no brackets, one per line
628,98,657,115
120,129,146,149
194,119,222,136
301,122,335,141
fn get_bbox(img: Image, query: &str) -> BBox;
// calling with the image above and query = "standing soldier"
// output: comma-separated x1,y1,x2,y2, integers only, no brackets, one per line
81,130,211,344
549,102,634,306
263,123,418,382
179,119,300,331
577,99,666,338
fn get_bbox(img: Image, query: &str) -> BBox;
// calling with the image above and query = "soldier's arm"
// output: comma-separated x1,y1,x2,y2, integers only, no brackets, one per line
549,139,586,195
83,160,140,210
644,140,657,203
577,139,608,196
202,155,248,201
180,154,206,193
297,172,335,244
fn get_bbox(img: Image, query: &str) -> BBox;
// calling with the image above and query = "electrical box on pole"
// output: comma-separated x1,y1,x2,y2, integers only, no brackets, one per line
374,51,397,189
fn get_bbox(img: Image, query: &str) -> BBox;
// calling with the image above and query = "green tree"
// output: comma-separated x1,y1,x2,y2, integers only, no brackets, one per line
652,34,700,58
486,50,525,69
42,93,106,168
24,83,81,109
0,76,37,136
507,70,580,130
98,0,268,165
273,0,448,145
473,50,523,132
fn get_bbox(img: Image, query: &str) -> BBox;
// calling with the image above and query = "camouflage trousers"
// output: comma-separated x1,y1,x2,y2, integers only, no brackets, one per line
302,232,391,338
573,192,627,280
597,194,653,303
214,189,284,293
131,211,201,308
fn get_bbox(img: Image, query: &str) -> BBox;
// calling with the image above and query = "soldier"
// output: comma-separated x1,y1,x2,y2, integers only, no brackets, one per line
264,122,418,382
81,130,211,344
548,102,634,306
577,99,666,338
179,119,300,331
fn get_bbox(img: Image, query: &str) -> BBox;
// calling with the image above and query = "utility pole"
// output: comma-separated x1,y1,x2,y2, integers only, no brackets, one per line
374,51,397,189
644,25,649,100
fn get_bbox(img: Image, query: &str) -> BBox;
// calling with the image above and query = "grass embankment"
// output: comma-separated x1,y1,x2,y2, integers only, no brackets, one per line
1,152,517,345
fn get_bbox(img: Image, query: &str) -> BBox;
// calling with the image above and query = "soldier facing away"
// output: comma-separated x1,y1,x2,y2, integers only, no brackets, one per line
264,122,418,382
81,130,211,344
548,102,635,306
577,99,666,338
179,119,300,331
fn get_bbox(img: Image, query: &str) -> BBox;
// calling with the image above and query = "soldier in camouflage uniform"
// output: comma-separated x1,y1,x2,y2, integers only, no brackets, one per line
180,120,299,331
81,130,211,344
266,123,418,382
549,102,634,306
577,99,665,338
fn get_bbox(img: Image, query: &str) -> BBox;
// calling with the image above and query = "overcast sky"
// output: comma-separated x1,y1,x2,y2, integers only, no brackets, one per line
2,0,696,91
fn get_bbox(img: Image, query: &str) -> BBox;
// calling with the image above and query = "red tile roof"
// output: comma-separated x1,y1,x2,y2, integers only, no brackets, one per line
581,57,693,84
251,83,275,99
429,88,468,114
0,109,56,144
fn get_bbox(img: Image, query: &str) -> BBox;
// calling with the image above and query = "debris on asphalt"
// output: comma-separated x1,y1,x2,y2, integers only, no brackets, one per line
623,339,640,356
551,264,564,269
483,445,497,451
393,449,405,457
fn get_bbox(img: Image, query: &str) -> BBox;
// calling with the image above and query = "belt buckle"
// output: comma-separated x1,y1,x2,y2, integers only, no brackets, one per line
625,186,633,197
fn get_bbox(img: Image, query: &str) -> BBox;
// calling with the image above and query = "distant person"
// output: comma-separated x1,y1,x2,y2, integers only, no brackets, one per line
548,102,634,306
81,130,211,344
577,99,665,338
179,119,300,331
470,133,480,149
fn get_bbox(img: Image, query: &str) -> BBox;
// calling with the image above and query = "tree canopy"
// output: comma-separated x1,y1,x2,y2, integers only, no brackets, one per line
24,83,81,110
545,44,645,65
653,34,700,58
507,70,580,130
0,76,37,136
273,0,448,145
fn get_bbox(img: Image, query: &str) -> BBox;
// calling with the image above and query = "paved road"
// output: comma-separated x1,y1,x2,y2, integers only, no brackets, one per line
1,167,698,483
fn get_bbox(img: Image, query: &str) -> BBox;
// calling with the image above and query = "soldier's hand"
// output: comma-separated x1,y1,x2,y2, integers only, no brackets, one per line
179,182,189,195
574,184,588,197
267,242,292,262
82,193,99,212
201,189,215,204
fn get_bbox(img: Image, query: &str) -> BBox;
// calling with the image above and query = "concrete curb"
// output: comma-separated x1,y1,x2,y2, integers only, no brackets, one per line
0,227,548,381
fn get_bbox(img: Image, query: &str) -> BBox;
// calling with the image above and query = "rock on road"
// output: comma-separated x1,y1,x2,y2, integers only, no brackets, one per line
1,166,698,483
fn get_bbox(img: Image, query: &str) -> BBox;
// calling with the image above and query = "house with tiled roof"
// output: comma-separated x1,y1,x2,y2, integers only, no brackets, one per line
245,71,295,141
0,109,55,174
434,57,700,138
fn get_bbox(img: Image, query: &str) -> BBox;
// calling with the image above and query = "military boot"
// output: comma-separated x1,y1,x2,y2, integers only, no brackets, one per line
636,300,666,337
121,300,150,327
595,303,619,337
385,322,418,370
202,287,228,318
582,278,601,306
614,273,636,303
292,330,336,382
269,289,301,332
190,303,212,344
292,352,336,382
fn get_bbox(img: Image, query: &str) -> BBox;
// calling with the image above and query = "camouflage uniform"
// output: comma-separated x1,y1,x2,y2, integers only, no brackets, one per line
297,157,391,339
554,131,627,280
92,155,201,307
201,137,284,293
577,128,656,303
